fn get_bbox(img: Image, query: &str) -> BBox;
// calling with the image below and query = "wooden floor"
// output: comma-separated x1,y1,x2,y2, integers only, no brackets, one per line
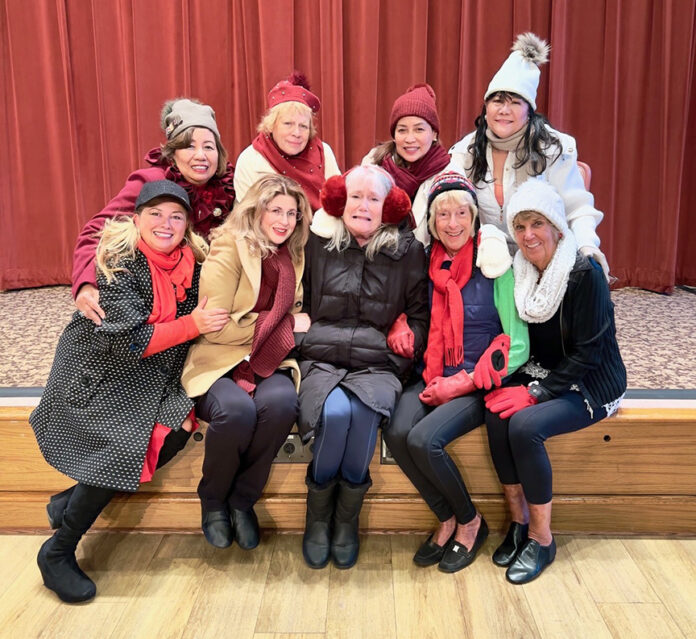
2,532,695,639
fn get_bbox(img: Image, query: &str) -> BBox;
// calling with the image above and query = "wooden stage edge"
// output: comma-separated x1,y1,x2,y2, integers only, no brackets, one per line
2,405,696,536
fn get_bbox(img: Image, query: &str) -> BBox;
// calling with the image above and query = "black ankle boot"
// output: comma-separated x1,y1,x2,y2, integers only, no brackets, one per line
492,522,529,567
302,469,337,569
46,485,77,529
331,474,372,569
37,483,114,603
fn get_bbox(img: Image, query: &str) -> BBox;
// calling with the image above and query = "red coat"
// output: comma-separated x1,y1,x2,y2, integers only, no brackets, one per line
71,148,235,296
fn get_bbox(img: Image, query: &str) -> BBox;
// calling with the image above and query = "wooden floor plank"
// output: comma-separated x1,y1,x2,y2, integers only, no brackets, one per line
623,539,696,638
182,534,275,639
326,536,396,639
390,535,469,639
0,534,45,598
255,535,330,634
522,539,613,639
598,603,686,639
565,537,660,603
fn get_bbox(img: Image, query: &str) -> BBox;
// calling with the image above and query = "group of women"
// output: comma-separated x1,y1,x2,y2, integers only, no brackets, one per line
31,32,626,603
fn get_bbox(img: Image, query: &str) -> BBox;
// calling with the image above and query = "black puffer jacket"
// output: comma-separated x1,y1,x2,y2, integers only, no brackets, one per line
297,230,429,440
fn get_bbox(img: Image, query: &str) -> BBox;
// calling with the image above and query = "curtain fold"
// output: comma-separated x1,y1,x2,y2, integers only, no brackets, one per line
1,0,694,292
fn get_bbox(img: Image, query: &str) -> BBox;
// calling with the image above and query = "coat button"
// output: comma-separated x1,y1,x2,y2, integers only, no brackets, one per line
81,375,92,387
159,366,170,376
129,343,140,352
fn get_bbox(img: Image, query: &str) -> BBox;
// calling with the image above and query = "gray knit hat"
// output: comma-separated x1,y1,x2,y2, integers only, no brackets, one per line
506,179,567,237
135,180,192,212
161,98,220,140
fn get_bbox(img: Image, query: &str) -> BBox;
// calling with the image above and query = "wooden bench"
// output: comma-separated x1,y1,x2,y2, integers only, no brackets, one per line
1,405,695,535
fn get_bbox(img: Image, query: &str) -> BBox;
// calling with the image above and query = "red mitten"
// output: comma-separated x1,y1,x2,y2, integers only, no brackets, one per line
473,334,511,390
484,385,537,419
387,312,415,358
419,371,476,406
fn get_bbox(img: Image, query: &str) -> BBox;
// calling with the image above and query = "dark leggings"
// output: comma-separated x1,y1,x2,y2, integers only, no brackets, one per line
195,372,298,511
383,381,484,524
485,390,606,504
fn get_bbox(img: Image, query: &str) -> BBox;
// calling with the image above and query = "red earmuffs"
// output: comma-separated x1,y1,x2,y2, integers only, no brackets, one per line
320,171,415,228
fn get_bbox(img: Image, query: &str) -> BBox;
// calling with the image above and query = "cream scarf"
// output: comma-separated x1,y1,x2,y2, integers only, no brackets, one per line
485,127,538,186
513,232,578,323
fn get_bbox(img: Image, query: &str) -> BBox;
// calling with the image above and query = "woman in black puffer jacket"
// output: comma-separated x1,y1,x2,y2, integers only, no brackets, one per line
295,165,429,570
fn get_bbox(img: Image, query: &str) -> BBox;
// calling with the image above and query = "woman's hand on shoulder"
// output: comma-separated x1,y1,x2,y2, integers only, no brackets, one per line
75,283,105,325
293,312,312,333
191,295,230,334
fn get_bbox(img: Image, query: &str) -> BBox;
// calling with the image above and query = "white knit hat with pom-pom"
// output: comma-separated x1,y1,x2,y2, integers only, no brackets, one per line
485,33,550,110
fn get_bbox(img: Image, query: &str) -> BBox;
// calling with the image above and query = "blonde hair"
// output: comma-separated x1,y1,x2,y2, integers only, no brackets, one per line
427,191,478,241
257,102,317,139
325,165,400,260
212,174,312,263
96,207,208,283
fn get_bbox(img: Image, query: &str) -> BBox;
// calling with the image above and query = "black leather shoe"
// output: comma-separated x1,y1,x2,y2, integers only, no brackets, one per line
506,538,556,584
492,522,529,567
233,508,260,550
201,509,234,549
413,530,456,567
438,517,489,573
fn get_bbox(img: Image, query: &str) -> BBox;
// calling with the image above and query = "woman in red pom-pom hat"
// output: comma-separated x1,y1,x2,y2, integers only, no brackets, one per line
235,71,341,211
294,164,428,570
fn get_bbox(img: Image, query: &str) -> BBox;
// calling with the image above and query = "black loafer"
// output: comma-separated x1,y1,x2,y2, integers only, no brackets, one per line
506,538,556,584
201,509,234,549
492,522,529,567
413,530,456,567
438,517,489,573
233,508,260,550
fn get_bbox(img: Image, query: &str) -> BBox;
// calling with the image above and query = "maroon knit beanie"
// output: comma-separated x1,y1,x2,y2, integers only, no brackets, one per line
389,83,440,137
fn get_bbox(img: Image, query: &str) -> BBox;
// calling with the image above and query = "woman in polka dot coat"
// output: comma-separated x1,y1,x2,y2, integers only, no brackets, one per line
30,180,229,604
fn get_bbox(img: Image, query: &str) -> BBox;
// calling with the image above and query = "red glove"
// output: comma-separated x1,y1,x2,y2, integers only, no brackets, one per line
419,371,476,406
473,334,511,390
484,385,537,419
387,312,415,358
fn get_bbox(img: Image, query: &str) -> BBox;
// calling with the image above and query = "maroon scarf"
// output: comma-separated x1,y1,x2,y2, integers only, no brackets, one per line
233,244,296,394
251,132,326,210
381,143,451,201
137,239,195,323
422,238,474,384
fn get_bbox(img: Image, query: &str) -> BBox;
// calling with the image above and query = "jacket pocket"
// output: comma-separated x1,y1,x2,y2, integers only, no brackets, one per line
65,364,107,408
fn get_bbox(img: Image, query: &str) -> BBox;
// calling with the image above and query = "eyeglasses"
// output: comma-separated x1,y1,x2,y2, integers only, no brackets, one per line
266,207,302,222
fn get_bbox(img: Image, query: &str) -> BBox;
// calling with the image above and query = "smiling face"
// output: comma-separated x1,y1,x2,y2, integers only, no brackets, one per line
134,198,188,254
393,116,436,164
271,109,312,156
485,92,530,138
512,211,561,272
259,193,299,246
342,173,387,246
434,200,475,257
172,127,219,185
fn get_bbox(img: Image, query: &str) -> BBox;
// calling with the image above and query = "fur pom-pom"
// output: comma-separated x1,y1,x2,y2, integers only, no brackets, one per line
288,70,311,90
382,186,413,226
512,33,550,66
320,175,347,217
406,83,436,100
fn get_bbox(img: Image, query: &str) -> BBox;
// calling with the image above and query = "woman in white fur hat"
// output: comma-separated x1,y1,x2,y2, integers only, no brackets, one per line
483,179,626,584
450,33,610,279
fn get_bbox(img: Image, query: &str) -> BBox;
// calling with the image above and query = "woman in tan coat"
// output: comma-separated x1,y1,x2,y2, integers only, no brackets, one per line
182,174,312,550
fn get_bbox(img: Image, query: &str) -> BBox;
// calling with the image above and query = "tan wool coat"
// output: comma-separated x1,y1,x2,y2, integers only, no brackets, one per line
181,230,304,398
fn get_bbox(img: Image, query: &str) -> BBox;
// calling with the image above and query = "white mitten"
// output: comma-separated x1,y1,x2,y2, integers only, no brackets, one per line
477,224,513,278
310,208,341,238
579,245,610,281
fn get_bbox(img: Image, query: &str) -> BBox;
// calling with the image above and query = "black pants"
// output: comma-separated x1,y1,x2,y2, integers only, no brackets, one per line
383,381,484,524
485,390,606,504
195,372,298,511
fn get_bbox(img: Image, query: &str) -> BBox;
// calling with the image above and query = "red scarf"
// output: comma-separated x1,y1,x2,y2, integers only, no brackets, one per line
137,239,195,323
252,132,326,210
422,239,474,384
233,244,296,394
381,143,451,201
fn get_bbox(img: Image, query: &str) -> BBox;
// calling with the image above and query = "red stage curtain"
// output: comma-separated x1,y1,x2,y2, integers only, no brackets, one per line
1,0,694,292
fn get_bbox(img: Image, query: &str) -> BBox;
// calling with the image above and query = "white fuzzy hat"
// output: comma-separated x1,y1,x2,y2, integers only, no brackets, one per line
506,179,568,237
485,33,550,110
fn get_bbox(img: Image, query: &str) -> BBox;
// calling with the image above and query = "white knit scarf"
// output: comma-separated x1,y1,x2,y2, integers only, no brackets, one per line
513,232,578,323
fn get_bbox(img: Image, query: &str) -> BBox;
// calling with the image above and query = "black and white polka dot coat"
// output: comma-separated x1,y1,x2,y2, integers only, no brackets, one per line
30,251,201,492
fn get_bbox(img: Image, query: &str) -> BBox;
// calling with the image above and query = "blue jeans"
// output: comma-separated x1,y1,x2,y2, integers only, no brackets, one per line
312,387,381,485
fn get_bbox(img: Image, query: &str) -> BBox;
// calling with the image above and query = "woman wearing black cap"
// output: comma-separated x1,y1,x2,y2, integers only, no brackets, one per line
30,180,230,603
383,172,529,574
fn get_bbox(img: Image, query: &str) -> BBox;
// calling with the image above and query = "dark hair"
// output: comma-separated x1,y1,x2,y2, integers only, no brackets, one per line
160,127,229,179
467,92,562,184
